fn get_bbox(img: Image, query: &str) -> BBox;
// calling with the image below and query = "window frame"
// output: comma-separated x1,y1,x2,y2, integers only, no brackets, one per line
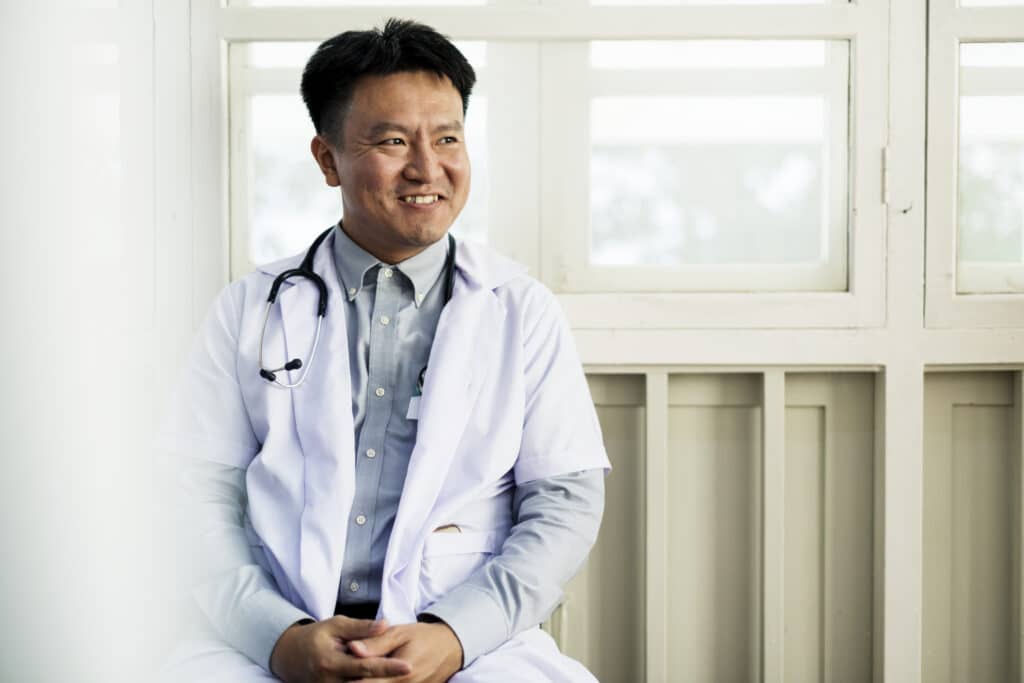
214,2,889,329
925,1,1024,327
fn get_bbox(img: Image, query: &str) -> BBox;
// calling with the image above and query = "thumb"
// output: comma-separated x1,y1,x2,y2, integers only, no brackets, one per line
326,616,390,640
348,627,407,658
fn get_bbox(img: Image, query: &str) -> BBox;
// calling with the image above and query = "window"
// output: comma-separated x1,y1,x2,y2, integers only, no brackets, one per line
926,0,1024,326
216,2,887,326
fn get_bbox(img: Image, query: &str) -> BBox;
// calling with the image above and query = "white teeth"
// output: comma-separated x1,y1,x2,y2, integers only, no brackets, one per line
402,195,439,205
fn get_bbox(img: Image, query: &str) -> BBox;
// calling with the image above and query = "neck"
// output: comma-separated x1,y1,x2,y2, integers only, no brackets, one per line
339,222,427,265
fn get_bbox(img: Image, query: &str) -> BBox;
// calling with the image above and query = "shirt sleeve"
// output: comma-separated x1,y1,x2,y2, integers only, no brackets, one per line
176,458,315,672
418,468,605,666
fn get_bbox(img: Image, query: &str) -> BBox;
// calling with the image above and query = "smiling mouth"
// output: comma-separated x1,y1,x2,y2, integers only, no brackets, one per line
400,194,441,205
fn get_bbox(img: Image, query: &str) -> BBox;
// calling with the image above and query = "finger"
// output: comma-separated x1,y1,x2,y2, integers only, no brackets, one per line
331,654,411,680
348,628,408,658
325,616,390,640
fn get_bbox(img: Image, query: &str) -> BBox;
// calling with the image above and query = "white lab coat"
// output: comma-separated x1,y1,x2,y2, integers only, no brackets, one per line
159,231,610,681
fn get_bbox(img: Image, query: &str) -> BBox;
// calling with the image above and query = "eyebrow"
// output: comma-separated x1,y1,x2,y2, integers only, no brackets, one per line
365,120,464,139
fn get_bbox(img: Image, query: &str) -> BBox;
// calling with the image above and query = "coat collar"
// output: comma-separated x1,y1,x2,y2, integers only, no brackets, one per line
257,230,528,294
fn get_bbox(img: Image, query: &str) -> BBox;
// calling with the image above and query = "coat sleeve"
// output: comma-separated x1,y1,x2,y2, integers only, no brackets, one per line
156,282,260,469
513,283,611,484
158,283,313,672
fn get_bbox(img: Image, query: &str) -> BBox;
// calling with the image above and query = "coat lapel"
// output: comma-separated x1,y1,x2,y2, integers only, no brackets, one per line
380,272,506,621
274,231,356,620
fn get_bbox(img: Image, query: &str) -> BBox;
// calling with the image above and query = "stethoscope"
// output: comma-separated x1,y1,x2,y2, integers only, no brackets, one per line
258,225,457,389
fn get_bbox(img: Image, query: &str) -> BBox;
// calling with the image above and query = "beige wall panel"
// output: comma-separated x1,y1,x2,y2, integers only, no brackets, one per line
784,406,826,681
547,374,645,682
923,372,1019,683
785,374,875,683
666,374,761,683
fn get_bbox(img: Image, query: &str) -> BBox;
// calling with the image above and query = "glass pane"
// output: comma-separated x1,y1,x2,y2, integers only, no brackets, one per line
958,43,1024,293
592,40,826,69
589,41,849,272
249,95,339,265
246,95,488,265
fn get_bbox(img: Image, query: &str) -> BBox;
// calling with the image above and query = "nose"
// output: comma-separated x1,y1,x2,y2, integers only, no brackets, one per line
402,141,442,184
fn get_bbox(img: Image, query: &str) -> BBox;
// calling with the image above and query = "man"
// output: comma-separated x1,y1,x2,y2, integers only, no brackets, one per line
161,19,609,682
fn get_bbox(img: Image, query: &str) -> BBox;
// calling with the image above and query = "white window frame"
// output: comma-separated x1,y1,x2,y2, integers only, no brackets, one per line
925,0,1024,328
210,2,888,329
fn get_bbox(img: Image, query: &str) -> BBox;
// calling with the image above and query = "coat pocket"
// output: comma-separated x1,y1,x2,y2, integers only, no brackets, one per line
418,531,504,608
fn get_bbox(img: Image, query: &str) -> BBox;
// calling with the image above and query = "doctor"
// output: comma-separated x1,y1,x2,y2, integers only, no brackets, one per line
161,18,609,683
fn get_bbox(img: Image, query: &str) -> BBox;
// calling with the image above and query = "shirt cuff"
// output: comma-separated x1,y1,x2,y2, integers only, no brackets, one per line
197,583,314,673
419,583,509,667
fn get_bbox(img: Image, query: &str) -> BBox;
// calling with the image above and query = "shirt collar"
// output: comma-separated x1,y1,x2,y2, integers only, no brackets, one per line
332,222,450,308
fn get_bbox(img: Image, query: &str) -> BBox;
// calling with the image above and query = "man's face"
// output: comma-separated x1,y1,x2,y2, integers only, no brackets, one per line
312,70,470,264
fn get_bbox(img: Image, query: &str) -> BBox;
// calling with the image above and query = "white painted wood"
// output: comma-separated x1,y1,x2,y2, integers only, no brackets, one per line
192,0,231,324
883,362,924,682
217,6,868,41
482,42,540,273
762,371,785,683
645,373,668,683
925,0,1024,326
539,41,589,294
154,0,197,374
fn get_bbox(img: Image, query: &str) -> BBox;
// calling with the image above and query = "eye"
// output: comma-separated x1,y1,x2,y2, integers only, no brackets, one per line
439,135,459,145
379,138,405,146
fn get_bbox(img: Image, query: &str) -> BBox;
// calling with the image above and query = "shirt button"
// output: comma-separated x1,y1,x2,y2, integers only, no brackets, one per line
349,581,359,592
355,514,367,526
348,287,356,297
366,448,377,459
375,387,385,398
383,268,393,279
416,293,425,304
379,315,390,326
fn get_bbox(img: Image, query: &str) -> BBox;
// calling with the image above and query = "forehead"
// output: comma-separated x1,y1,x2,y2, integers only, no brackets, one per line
345,70,463,131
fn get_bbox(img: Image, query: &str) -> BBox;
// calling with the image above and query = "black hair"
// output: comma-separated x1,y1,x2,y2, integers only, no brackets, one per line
300,18,476,145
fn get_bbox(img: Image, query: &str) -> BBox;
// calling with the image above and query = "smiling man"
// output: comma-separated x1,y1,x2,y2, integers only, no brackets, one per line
162,19,609,683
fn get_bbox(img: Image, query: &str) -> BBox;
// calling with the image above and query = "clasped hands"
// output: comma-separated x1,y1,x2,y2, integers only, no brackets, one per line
270,616,464,683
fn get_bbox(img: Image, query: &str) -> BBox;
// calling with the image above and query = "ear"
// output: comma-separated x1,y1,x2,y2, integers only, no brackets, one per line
311,135,341,187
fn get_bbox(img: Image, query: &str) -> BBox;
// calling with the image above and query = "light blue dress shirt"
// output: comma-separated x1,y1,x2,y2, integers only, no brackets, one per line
330,225,605,664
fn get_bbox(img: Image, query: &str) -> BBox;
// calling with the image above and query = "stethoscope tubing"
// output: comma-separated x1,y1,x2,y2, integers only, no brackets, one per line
258,225,455,390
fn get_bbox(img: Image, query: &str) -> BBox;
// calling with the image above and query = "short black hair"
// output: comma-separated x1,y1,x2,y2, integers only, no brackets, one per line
300,18,476,144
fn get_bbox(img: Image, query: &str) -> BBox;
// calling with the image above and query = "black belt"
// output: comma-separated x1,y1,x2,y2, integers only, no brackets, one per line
334,601,380,620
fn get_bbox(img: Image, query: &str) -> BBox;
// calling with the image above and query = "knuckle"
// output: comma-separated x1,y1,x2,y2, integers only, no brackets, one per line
312,655,333,675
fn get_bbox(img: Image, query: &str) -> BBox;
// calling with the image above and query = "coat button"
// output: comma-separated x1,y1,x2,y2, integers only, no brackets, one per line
349,581,359,592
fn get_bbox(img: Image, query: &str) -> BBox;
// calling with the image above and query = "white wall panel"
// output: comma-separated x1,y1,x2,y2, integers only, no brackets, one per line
923,372,1021,682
